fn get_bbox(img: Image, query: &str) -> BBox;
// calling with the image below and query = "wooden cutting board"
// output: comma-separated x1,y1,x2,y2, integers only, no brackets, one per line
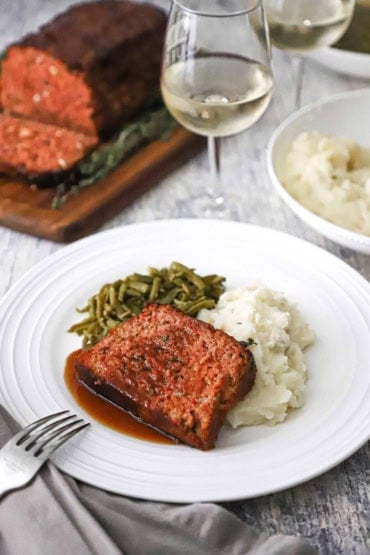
0,128,204,243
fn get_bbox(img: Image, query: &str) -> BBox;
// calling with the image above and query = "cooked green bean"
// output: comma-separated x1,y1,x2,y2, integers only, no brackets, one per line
68,261,225,348
149,276,161,301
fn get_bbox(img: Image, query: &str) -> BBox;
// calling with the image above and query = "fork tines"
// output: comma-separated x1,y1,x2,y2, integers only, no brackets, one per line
15,410,89,458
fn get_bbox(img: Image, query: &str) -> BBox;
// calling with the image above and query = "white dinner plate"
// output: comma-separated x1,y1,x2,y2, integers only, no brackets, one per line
307,47,370,80
0,219,369,503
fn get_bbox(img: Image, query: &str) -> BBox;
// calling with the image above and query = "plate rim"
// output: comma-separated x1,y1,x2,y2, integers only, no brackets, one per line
313,46,370,62
305,46,370,78
1,217,370,298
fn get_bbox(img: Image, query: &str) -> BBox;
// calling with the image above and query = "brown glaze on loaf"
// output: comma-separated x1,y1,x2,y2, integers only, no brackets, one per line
74,304,256,450
1,1,166,137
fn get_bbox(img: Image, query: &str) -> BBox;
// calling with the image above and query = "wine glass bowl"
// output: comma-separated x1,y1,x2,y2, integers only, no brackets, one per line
262,0,355,54
160,0,273,217
257,0,355,109
161,52,273,138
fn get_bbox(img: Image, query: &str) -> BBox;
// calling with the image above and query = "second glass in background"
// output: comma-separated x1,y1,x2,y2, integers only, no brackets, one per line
255,0,355,108
161,0,273,217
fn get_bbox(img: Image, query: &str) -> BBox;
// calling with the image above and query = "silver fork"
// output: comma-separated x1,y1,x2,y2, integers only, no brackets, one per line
0,410,89,498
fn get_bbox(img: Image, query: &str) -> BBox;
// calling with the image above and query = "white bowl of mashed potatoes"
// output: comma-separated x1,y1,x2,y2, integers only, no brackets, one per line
267,89,370,254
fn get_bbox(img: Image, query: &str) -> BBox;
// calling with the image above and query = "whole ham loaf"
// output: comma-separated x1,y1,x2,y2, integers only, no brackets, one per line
1,0,166,138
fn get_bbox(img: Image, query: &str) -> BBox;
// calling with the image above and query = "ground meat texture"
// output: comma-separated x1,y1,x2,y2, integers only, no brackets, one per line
0,114,97,179
1,0,166,137
74,304,256,450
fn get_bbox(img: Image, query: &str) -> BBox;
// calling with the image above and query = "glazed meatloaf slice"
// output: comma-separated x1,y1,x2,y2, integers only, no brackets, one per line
0,114,97,181
74,304,256,450
1,0,166,137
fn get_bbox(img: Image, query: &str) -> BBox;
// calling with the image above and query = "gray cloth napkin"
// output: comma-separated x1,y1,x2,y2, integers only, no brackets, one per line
0,406,317,555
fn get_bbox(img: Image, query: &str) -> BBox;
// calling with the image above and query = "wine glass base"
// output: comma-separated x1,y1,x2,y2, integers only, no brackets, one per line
189,191,242,219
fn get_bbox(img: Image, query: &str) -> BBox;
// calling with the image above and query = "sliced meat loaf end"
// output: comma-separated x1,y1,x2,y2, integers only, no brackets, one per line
0,114,97,181
1,0,166,137
74,303,256,450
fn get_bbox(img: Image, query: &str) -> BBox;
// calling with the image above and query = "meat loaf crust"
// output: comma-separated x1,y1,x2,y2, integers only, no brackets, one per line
2,1,166,137
74,304,256,450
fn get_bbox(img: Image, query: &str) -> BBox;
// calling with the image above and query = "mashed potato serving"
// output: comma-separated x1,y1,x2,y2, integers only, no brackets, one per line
282,132,370,236
198,286,315,427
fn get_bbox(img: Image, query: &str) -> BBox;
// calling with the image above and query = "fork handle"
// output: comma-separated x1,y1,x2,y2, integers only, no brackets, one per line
0,473,15,498
0,476,36,498
0,461,12,497
0,461,33,498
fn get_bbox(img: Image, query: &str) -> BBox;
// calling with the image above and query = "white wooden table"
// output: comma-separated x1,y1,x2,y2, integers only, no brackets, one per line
0,2,369,554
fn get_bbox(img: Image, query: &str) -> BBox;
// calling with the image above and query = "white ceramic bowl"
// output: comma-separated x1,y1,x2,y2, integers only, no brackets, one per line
307,48,370,80
267,88,370,254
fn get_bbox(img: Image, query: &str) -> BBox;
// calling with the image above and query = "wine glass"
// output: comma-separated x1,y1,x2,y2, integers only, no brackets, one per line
257,0,355,108
160,0,273,218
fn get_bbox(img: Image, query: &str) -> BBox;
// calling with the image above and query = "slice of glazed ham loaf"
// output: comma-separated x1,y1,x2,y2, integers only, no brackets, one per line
74,303,256,450
0,114,97,181
1,0,166,138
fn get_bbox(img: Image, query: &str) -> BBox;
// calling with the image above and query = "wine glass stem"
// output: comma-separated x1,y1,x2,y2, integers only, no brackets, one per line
208,136,224,206
292,55,305,110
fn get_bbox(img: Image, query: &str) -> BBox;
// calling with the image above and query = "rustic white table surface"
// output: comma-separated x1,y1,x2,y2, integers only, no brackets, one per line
0,1,369,554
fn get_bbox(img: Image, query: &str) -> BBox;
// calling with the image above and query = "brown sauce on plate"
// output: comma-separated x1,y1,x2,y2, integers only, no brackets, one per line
64,350,175,445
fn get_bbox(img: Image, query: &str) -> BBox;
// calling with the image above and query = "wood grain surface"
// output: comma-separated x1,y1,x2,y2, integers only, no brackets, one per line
0,129,204,242
0,1,369,555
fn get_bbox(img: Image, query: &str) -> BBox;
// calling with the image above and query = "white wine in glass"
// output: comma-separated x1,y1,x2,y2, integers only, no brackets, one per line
254,0,355,107
161,0,273,217
263,0,355,53
162,53,272,137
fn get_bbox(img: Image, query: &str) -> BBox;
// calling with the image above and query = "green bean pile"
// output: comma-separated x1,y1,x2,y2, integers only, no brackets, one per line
69,261,225,348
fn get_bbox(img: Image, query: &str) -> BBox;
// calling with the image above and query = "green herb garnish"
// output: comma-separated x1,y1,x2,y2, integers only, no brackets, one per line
240,338,257,348
52,104,177,208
